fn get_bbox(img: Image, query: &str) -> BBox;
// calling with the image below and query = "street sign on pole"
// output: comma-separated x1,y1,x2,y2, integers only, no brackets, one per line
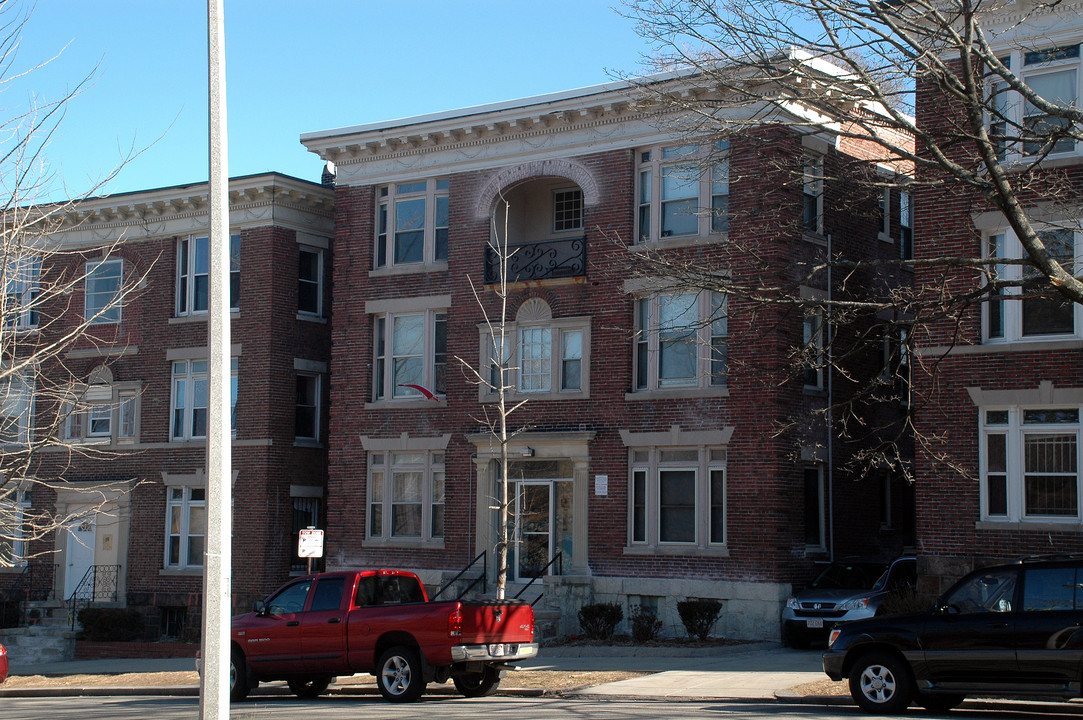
298,527,324,574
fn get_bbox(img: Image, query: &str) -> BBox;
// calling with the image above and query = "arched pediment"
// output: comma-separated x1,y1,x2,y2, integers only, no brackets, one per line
475,159,600,220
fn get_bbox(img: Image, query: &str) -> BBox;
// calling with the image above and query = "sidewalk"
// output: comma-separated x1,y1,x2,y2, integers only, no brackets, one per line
0,642,843,703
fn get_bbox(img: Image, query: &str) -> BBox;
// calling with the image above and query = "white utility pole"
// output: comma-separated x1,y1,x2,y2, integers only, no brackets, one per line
200,0,232,718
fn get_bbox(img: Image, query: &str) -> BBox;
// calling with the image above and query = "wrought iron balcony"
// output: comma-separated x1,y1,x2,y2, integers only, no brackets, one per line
484,235,586,284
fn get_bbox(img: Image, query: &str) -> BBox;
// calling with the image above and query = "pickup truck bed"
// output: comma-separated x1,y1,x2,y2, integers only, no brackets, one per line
229,569,538,702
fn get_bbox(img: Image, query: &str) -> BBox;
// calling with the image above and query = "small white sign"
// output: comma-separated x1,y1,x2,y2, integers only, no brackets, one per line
595,475,608,496
297,528,325,558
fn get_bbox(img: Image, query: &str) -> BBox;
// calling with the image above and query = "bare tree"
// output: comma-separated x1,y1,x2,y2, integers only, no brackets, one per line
612,0,1083,482
0,2,144,571
457,197,530,599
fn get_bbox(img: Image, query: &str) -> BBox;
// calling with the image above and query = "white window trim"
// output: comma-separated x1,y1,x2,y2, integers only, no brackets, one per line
0,367,34,447
64,382,141,446
85,259,123,325
803,307,826,391
374,178,450,272
987,43,1081,162
552,187,584,233
6,255,40,331
983,226,1081,343
980,405,1083,523
365,448,446,546
169,357,238,441
480,318,591,401
803,154,824,237
635,143,730,246
298,246,325,318
624,443,728,553
164,485,205,570
295,371,321,442
370,301,448,404
804,465,827,552
629,288,728,398
176,234,240,317
0,488,30,567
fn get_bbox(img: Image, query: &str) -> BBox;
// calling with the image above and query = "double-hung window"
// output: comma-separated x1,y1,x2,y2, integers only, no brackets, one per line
295,372,320,441
803,155,824,235
170,358,238,440
985,228,1079,341
5,256,39,330
0,368,33,445
85,259,123,324
987,44,1080,159
298,247,324,316
367,451,444,541
633,290,727,393
177,234,240,316
629,446,726,548
804,466,826,550
899,191,913,261
982,407,1083,522
803,307,826,390
372,304,447,401
0,488,30,566
376,179,449,269
636,142,729,243
165,486,206,569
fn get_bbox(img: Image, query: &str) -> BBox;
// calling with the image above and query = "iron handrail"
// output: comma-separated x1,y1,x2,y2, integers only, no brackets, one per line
514,553,563,607
68,564,121,629
1,563,31,605
431,551,487,601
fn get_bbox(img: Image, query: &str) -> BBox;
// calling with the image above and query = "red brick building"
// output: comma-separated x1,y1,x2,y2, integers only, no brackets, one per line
302,72,915,639
912,6,1083,592
0,174,334,639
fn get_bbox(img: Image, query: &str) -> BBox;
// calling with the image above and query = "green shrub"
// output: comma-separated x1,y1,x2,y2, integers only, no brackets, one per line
77,607,144,641
677,598,723,640
630,605,662,642
577,602,623,641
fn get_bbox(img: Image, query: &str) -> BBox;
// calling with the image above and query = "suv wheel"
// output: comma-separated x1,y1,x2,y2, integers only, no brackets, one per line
849,652,912,714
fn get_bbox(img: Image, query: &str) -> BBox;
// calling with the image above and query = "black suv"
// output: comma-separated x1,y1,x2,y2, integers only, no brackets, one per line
823,555,1083,714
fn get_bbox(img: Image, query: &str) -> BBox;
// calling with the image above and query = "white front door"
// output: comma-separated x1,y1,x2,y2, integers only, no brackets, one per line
65,519,96,599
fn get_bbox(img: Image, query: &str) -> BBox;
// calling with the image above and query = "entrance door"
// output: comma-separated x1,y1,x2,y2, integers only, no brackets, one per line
65,519,96,599
515,483,551,579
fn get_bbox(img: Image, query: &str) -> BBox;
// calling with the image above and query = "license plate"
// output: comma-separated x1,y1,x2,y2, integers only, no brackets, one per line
806,618,824,629
489,644,506,657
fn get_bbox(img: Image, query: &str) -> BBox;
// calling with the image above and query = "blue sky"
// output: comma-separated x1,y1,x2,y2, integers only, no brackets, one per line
13,1,651,201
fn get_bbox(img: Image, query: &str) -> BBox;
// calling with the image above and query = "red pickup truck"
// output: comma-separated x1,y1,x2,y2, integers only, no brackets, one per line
228,569,538,702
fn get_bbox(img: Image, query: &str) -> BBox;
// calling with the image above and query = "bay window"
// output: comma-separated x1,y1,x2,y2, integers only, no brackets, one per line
987,44,1080,159
367,451,444,542
372,305,447,401
627,444,727,549
85,259,123,324
633,290,727,393
165,486,205,570
636,142,729,243
481,299,589,399
982,407,1083,521
170,358,238,440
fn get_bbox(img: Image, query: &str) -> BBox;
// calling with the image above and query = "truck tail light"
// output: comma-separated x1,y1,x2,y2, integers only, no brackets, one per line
448,607,463,637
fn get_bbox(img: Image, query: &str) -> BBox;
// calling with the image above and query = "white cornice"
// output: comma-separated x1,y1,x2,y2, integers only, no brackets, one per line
45,173,334,249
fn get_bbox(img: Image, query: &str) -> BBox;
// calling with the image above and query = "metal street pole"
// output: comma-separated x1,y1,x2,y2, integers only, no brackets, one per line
200,0,232,718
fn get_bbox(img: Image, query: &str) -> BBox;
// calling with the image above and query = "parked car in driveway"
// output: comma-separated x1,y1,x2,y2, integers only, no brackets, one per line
782,556,916,648
0,642,8,683
823,555,1083,714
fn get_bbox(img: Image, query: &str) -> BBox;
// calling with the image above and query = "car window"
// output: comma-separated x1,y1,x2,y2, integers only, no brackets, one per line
310,577,345,612
268,580,312,615
380,575,424,603
943,569,1016,614
1023,566,1079,611
356,576,378,606
874,560,916,591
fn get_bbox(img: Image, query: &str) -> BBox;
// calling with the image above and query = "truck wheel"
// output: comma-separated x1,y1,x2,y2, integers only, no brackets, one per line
453,667,501,697
849,652,912,715
377,645,426,702
288,676,332,699
230,647,250,702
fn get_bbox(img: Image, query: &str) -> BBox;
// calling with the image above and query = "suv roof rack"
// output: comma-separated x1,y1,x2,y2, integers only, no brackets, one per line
1014,552,1083,563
